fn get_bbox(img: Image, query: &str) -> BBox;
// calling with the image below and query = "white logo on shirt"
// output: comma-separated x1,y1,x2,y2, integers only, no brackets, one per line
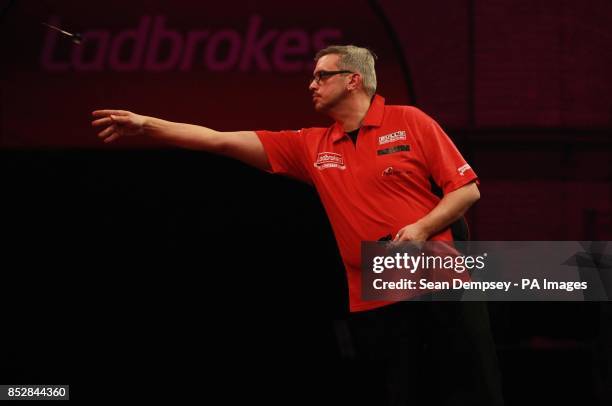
378,131,406,145
457,164,471,176
382,166,394,176
314,152,346,170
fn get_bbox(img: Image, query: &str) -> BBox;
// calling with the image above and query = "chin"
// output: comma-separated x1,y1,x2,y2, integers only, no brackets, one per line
313,101,328,113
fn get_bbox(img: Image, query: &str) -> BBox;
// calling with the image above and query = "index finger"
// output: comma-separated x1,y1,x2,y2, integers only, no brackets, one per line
91,110,129,118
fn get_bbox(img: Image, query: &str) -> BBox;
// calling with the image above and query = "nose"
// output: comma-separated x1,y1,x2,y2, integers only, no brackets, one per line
309,79,318,91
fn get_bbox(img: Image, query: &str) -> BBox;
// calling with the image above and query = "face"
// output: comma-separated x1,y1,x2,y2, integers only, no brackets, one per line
309,54,351,113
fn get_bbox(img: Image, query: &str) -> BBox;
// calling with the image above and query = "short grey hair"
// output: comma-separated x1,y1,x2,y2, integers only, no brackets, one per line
315,45,378,97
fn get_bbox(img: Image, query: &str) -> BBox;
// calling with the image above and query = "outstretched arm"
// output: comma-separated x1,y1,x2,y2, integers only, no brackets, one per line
91,110,271,171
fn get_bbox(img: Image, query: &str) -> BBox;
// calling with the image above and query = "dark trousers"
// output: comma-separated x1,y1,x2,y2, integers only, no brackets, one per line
336,301,504,406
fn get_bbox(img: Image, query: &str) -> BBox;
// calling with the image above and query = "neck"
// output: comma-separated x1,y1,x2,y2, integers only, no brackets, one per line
330,93,372,132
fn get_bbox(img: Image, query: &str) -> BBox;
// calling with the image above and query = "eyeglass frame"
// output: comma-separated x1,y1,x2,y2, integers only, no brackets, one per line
310,70,354,85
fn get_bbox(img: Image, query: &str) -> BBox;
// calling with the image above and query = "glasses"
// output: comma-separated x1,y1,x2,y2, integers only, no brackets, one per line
311,70,354,84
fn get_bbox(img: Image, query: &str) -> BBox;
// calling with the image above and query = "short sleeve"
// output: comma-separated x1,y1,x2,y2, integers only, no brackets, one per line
255,129,313,185
406,108,479,194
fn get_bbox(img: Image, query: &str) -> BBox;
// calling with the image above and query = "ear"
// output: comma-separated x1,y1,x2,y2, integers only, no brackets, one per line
347,73,362,92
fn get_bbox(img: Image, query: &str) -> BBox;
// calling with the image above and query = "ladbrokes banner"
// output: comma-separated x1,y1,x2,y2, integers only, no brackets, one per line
3,1,611,147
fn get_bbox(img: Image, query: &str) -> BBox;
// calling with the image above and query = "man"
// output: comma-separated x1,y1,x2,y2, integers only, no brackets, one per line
92,45,501,405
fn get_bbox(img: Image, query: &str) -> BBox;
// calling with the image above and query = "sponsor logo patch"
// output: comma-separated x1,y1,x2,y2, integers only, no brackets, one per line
314,152,346,170
378,130,407,145
457,164,471,176
377,145,410,155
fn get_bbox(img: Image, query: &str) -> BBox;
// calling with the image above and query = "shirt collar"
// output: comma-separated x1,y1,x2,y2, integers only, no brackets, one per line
331,94,385,143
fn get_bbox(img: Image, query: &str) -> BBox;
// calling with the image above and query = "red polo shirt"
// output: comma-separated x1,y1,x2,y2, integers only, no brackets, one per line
256,95,478,312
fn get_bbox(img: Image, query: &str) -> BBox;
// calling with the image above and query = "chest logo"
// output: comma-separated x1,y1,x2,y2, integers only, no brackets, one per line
314,152,346,170
382,166,394,176
378,130,406,145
